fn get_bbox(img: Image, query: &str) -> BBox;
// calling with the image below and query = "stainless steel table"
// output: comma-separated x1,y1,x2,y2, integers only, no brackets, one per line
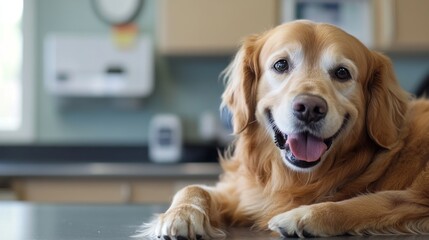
0,202,427,240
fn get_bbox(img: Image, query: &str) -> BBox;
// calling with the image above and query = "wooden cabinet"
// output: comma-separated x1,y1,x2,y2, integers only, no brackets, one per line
12,178,217,203
156,0,429,54
14,179,132,203
374,0,429,51
157,0,278,55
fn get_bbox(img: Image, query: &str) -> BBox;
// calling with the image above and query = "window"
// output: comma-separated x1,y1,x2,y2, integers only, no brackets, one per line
0,0,34,142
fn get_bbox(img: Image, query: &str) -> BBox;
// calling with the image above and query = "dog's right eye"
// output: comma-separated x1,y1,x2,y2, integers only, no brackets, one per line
273,59,289,73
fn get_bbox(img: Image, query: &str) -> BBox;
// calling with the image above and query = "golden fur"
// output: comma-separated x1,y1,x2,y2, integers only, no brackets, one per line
140,20,429,239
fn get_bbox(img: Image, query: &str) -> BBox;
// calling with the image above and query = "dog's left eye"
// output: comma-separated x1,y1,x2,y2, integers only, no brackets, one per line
332,67,352,81
273,59,289,73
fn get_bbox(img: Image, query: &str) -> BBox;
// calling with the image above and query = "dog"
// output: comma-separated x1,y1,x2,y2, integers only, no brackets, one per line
139,20,429,239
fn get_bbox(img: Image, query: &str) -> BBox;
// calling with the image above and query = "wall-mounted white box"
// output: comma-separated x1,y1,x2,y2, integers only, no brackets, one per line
44,35,153,97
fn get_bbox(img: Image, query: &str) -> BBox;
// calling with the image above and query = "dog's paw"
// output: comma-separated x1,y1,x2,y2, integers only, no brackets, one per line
135,204,226,240
268,203,341,238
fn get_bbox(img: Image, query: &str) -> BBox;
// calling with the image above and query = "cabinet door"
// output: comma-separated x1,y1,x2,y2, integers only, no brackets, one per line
13,178,218,203
131,179,217,203
157,0,278,55
13,178,132,203
375,0,429,50
394,0,429,48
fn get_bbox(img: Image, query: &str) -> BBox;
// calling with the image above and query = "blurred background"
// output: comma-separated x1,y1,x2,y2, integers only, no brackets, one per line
0,0,428,204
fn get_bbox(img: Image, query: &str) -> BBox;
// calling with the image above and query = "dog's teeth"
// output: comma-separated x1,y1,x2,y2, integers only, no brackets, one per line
274,132,286,149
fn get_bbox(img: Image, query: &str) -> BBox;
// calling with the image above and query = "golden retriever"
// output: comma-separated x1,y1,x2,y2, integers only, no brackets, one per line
140,20,429,239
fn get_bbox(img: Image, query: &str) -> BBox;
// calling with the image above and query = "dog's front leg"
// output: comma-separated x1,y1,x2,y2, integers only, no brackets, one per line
268,189,429,238
139,185,226,240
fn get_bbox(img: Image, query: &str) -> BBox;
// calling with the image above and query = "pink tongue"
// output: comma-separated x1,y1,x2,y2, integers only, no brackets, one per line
286,133,327,162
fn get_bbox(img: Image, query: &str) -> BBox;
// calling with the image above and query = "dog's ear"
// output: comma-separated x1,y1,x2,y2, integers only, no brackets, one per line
221,35,263,134
366,52,409,149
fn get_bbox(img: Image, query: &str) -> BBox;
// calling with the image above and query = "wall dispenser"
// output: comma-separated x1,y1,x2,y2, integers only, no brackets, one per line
44,34,153,97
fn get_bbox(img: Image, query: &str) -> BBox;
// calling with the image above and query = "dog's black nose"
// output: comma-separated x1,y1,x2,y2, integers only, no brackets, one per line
292,94,327,123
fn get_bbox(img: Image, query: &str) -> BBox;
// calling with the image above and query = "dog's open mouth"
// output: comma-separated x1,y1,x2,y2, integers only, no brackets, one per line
266,110,349,169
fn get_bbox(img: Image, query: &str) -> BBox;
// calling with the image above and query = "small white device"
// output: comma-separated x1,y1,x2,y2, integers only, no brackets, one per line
149,114,182,163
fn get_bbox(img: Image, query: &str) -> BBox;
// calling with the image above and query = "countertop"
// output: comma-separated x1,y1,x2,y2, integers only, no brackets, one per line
0,145,222,178
1,202,428,240
0,162,222,178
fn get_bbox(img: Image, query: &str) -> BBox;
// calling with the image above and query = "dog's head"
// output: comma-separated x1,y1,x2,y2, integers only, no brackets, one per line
222,20,408,172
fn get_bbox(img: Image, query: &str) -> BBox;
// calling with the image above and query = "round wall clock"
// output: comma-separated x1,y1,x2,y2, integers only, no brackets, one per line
91,0,143,25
